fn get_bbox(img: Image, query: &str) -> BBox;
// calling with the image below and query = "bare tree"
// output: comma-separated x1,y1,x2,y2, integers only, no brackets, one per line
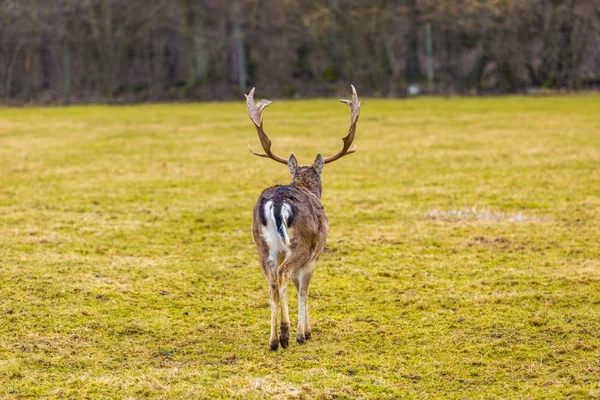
0,0,598,103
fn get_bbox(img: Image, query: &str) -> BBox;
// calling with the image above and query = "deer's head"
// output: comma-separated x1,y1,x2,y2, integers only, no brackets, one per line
245,85,361,197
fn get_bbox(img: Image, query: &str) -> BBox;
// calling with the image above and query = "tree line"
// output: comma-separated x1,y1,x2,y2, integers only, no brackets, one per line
1,0,599,104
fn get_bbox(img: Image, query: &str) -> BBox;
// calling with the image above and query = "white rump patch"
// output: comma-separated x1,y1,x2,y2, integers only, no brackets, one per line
261,201,290,268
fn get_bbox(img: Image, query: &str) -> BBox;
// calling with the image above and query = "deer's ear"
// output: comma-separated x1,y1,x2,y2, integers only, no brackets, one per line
288,153,298,176
313,153,325,175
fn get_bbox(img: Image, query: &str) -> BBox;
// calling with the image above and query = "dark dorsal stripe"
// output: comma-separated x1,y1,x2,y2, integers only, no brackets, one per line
273,186,299,234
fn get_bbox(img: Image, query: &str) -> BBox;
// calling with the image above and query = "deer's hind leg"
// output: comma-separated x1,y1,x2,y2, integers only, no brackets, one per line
279,278,290,348
261,260,280,351
268,278,279,351
256,236,282,351
272,252,290,349
294,260,317,343
278,251,312,345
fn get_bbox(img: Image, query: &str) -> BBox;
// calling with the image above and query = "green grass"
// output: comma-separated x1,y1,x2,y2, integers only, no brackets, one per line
0,95,599,399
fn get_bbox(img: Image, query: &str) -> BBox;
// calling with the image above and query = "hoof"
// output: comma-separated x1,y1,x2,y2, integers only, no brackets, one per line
270,339,279,351
280,325,289,349
305,331,312,340
296,334,306,345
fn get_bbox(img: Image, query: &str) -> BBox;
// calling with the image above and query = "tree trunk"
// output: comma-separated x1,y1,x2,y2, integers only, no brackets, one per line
329,0,342,80
404,0,421,82
95,0,114,101
230,0,247,93
40,35,52,91
182,0,209,86
383,34,401,97
5,41,23,98
25,45,33,101
468,39,490,92
64,41,72,105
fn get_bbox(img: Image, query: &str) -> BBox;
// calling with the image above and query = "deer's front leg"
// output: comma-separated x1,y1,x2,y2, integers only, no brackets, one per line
296,288,307,344
304,289,312,341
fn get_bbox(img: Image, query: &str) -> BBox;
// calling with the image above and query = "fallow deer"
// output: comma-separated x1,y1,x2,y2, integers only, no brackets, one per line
246,85,360,350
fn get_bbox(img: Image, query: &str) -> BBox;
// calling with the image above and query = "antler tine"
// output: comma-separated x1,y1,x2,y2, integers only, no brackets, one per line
246,88,288,165
323,84,361,164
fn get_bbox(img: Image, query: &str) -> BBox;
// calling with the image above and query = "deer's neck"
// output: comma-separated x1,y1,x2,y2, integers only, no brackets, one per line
291,178,322,199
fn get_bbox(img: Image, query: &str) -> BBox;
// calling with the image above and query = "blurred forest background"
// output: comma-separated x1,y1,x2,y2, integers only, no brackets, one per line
1,0,599,104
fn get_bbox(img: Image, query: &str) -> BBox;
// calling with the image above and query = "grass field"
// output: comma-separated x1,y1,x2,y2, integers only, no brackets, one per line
0,94,599,399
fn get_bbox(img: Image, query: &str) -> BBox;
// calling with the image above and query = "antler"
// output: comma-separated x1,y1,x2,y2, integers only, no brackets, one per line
323,84,361,164
246,88,288,165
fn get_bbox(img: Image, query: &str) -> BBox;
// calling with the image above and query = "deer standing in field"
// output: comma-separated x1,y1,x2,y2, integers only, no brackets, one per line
246,86,360,350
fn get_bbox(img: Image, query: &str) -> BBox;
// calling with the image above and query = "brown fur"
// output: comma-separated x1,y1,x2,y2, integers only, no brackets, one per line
252,157,328,349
